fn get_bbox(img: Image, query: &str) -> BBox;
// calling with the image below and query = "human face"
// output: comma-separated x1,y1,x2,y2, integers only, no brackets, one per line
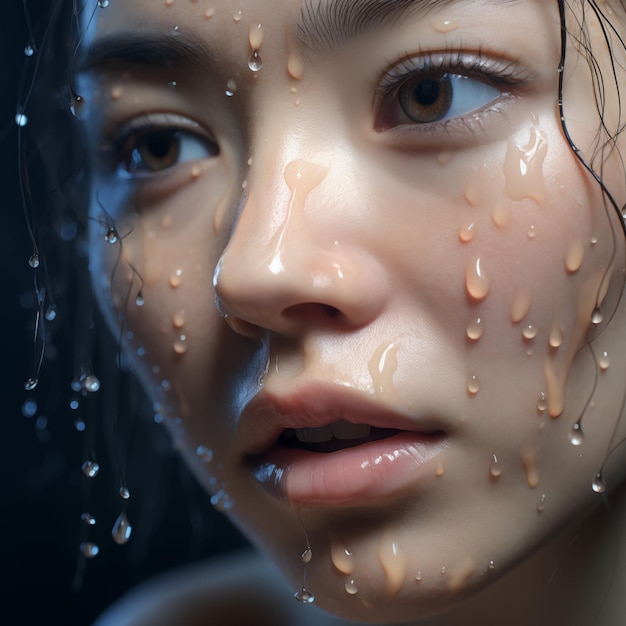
80,0,626,622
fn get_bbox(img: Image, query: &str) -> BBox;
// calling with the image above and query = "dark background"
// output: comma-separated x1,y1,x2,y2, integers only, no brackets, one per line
1,3,247,624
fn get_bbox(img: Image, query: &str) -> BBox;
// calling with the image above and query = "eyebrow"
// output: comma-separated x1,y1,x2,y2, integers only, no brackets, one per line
296,0,457,52
76,31,216,74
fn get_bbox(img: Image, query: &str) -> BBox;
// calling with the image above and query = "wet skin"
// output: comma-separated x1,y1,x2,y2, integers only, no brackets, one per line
79,0,626,623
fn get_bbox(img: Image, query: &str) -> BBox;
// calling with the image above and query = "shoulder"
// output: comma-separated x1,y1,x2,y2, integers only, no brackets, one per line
92,549,354,626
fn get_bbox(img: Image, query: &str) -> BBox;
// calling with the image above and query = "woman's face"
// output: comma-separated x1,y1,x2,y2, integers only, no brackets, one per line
80,0,626,621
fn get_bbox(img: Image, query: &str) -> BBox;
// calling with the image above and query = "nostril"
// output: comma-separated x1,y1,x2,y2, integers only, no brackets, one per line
282,303,342,324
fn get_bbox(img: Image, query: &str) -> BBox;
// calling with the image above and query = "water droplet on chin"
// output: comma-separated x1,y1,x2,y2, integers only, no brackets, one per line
568,422,584,446
248,49,263,72
345,579,358,595
82,461,100,478
592,473,607,494
112,511,133,545
302,548,313,564
294,586,315,604
83,375,101,393
80,542,99,558
28,253,39,268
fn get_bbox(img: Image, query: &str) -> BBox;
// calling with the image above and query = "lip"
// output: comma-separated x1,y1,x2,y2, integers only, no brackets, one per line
239,382,449,507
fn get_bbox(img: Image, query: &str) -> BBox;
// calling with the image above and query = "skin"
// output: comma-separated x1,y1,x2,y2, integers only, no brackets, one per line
78,0,626,623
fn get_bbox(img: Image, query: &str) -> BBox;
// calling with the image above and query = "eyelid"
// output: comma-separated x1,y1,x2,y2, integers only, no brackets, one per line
373,49,535,136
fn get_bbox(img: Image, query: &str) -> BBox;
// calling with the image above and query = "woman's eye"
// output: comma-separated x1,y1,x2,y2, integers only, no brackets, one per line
378,72,501,129
119,128,218,175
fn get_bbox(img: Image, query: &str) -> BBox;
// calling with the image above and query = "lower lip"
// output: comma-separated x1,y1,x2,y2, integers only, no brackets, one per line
252,433,447,507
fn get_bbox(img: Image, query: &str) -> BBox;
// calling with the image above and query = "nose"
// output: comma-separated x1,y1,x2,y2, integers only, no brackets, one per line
213,159,388,337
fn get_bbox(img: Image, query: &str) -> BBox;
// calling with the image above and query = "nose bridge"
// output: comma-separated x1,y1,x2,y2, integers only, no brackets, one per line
213,145,387,334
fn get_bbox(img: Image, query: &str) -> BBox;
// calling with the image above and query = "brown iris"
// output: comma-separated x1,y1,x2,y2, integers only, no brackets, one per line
398,73,454,123
130,129,182,172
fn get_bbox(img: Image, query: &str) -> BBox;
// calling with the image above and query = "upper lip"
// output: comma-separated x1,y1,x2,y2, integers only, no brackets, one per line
237,380,447,457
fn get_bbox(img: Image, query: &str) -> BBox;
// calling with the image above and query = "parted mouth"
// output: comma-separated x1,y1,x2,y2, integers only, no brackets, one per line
279,420,402,453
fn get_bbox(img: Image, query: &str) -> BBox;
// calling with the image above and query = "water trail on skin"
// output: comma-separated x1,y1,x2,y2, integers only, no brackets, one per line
294,509,315,604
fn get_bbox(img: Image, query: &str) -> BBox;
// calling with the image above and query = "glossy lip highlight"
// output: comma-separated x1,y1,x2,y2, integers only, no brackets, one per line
239,382,449,507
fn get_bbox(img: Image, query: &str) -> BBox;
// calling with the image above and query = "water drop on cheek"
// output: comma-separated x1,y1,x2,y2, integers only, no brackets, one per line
248,49,263,72
489,454,502,479
466,374,480,396
173,309,187,329
491,204,510,229
173,335,188,355
522,323,537,341
536,493,547,512
459,221,476,243
510,291,531,324
169,269,183,288
204,7,215,19
599,351,610,371
466,317,484,341
568,421,584,446
503,127,548,202
565,238,585,273
465,257,490,301
225,79,237,97
331,545,354,575
520,446,539,489
345,579,359,595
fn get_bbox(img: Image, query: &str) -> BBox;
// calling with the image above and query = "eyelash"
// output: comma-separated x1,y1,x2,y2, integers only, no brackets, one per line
374,49,533,133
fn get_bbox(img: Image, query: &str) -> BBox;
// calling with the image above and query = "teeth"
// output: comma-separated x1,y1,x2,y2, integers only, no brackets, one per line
331,420,371,440
295,421,371,443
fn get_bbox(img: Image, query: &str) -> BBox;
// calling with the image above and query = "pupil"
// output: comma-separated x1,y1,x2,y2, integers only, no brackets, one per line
414,79,440,106
147,131,177,158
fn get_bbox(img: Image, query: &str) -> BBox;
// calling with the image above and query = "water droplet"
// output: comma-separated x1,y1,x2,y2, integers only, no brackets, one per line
173,335,188,355
466,374,480,396
173,309,186,328
465,257,490,301
536,493,546,513
591,306,603,325
568,421,584,446
45,305,57,321
204,7,215,19
74,419,86,432
537,391,547,413
82,461,100,478
549,326,563,349
459,221,476,243
119,485,131,500
294,586,315,604
210,488,234,512
169,268,183,288
69,399,80,410
225,79,237,97
599,351,610,371
248,49,263,71
21,399,37,418
522,324,537,340
24,43,35,57
302,548,313,564
233,10,242,21
105,227,118,244
592,473,606,494
15,111,28,127
70,95,84,117
466,317,484,341
80,542,99,558
527,224,536,239
345,579,358,595
440,566,447,575
168,80,177,88
134,291,145,307
488,560,496,570
24,378,38,391
98,0,110,6
415,571,422,582
112,511,132,545
196,446,213,463
489,454,502,478
170,25,181,36
83,375,101,393
81,512,97,526
28,253,39,268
